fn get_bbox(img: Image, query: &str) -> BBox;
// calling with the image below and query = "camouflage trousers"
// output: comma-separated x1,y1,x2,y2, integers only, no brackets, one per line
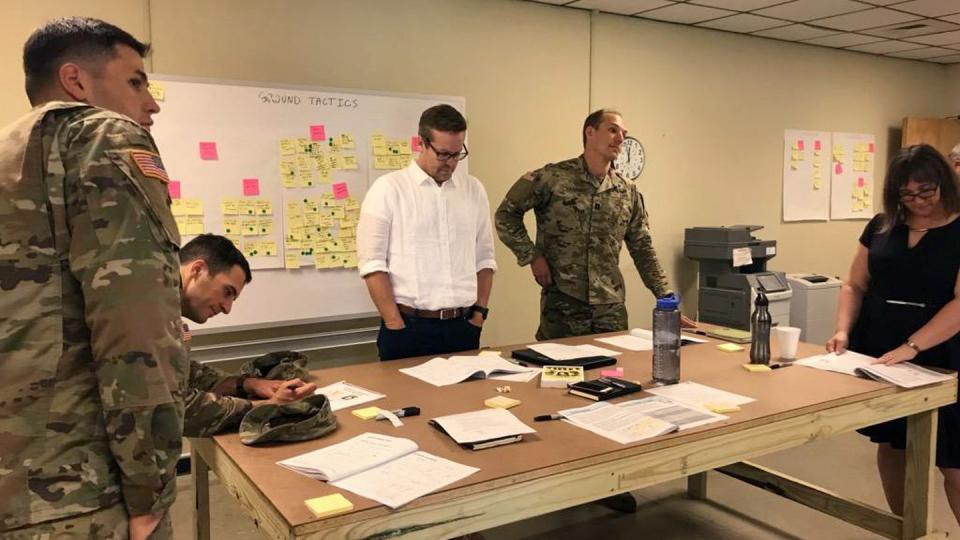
536,288,628,340
0,504,172,540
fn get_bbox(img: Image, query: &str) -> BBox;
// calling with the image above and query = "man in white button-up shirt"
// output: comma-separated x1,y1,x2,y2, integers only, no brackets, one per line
357,105,497,360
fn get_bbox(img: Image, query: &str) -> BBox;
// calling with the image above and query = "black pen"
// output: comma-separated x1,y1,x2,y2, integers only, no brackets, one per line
599,377,627,389
684,329,708,336
771,364,793,370
390,407,420,417
534,414,563,422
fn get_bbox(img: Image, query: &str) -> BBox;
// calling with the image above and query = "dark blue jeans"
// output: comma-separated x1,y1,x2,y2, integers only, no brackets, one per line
377,313,482,361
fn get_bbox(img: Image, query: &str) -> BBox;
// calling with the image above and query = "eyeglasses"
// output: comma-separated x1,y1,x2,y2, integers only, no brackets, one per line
425,140,469,162
899,185,939,202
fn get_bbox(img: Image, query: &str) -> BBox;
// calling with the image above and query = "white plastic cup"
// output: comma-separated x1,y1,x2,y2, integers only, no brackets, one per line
773,326,802,360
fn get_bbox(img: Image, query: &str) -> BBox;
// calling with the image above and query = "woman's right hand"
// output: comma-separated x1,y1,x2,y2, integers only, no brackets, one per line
826,331,848,353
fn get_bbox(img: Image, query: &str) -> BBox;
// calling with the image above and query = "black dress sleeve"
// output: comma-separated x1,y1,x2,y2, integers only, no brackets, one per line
859,214,885,248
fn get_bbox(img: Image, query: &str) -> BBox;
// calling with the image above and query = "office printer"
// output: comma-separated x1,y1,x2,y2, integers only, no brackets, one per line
684,225,792,330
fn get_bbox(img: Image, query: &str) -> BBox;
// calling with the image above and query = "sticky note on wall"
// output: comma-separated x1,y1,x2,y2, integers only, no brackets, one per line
243,178,260,196
199,142,218,160
310,124,327,142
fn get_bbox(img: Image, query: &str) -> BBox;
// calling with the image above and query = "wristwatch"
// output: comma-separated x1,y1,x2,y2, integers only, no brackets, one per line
471,304,489,320
235,374,250,397
905,340,922,354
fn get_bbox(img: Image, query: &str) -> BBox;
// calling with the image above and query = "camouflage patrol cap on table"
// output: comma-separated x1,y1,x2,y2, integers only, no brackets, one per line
239,394,337,445
239,350,310,380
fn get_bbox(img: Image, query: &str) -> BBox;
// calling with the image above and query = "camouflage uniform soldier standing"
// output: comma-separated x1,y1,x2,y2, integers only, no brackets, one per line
0,18,184,539
496,109,693,340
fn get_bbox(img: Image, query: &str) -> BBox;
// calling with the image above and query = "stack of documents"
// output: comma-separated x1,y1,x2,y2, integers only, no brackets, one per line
399,356,538,386
278,433,478,509
795,351,954,388
559,396,727,444
429,408,536,450
645,381,756,409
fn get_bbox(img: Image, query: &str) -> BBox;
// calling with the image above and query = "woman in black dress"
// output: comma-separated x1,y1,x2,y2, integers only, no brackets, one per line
828,144,960,523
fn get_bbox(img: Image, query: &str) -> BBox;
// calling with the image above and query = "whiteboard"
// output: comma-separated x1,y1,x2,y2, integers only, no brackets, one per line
149,75,466,332
782,129,830,222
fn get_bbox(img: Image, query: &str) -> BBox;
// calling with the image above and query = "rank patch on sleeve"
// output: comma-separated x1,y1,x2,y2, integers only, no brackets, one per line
130,150,170,183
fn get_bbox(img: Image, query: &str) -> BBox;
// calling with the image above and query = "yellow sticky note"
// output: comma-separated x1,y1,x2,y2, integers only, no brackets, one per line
387,156,402,169
371,133,386,148
328,155,343,171
338,133,355,149
184,217,204,235
170,199,187,216
242,218,258,236
182,200,203,216
285,201,302,216
329,207,345,219
479,350,502,357
341,238,357,252
304,493,353,518
351,407,381,420
279,139,297,156
280,161,298,188
254,199,272,215
742,363,772,372
284,252,301,269
315,253,341,269
243,241,260,258
221,199,239,215
397,140,412,155
222,217,240,235
704,403,741,413
238,201,255,216
339,226,356,239
148,82,164,101
484,395,521,409
257,217,274,235
175,217,186,232
717,343,744,352
260,240,277,257
373,155,391,169
341,252,357,268
297,138,314,155
342,155,358,170
284,238,302,250
225,233,241,246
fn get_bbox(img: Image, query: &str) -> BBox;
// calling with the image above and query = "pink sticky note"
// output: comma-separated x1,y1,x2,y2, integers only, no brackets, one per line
601,368,624,378
857,177,865,188
309,125,326,142
332,182,349,200
814,140,822,151
411,136,423,152
835,162,843,174
199,142,218,160
168,180,181,199
796,139,804,151
868,142,875,153
242,178,260,196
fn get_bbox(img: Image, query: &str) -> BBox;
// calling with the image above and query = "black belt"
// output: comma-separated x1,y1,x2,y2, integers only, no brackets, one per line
397,304,471,320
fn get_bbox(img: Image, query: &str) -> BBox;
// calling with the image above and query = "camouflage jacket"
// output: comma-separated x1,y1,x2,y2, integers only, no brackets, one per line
495,155,670,305
182,327,253,437
0,103,188,529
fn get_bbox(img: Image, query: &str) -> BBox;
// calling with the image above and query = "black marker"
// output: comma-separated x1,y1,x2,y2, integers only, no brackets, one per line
770,363,793,370
534,414,563,422
390,407,420,417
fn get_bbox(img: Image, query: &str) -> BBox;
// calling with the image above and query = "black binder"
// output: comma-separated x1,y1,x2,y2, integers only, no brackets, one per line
510,349,617,369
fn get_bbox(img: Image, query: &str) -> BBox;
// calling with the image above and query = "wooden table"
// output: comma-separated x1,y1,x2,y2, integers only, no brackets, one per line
191,333,956,539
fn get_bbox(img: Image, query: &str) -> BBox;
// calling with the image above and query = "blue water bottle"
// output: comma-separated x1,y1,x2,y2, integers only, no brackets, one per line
652,294,681,385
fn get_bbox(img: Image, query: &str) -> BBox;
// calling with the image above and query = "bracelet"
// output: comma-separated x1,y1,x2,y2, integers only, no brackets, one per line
905,340,922,354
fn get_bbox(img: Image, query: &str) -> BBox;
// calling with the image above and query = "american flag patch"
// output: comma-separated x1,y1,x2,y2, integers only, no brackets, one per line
130,150,170,183
182,323,192,343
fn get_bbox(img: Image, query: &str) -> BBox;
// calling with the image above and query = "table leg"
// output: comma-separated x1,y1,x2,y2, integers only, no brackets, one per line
688,472,708,500
902,409,938,540
193,448,211,540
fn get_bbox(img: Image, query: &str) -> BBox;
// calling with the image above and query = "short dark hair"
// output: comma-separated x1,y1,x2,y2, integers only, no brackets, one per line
418,104,467,143
880,144,960,231
23,17,150,105
582,108,621,147
180,234,252,284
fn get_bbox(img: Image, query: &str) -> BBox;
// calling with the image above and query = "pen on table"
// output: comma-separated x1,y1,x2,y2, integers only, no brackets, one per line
684,329,708,336
534,414,563,422
598,377,627,389
771,363,793,370
390,406,420,418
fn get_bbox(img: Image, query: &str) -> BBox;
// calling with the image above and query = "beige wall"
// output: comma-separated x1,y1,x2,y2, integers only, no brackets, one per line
4,1,956,350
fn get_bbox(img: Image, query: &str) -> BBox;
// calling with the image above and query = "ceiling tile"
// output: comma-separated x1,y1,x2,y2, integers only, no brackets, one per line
906,29,960,45
754,0,867,22
889,0,960,17
928,53,960,62
862,18,960,38
802,32,885,47
567,0,675,14
639,3,737,23
886,45,957,58
688,0,787,10
847,39,928,53
813,8,921,31
696,13,788,32
752,23,839,39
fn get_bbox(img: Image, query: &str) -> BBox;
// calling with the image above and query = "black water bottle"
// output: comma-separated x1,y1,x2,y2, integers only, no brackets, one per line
750,291,772,365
